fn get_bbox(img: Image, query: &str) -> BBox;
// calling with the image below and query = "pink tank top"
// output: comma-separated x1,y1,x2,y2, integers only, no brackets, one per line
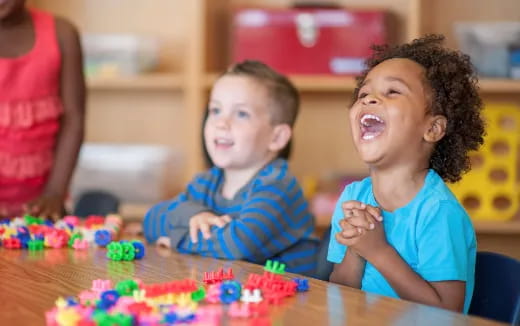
0,9,62,216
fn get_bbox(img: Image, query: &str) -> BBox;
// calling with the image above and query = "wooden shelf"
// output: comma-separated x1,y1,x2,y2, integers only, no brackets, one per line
87,73,184,91
478,79,520,93
290,75,358,92
205,73,358,92
473,220,520,235
207,73,520,94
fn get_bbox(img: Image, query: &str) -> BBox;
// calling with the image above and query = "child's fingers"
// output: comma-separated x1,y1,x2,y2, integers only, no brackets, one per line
200,222,212,240
339,219,359,238
51,212,60,222
157,236,171,248
220,215,232,224
365,205,383,222
347,213,377,231
31,204,42,215
340,227,359,239
211,216,229,228
341,200,366,211
189,220,200,243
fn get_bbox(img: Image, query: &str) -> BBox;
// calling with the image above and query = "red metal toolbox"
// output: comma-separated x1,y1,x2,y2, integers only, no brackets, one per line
231,8,387,75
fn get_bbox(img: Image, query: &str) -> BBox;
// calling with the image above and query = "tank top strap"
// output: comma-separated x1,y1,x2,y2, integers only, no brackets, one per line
28,8,61,62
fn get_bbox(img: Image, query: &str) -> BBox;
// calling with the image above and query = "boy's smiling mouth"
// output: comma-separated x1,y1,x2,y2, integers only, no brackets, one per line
360,113,386,140
215,137,234,149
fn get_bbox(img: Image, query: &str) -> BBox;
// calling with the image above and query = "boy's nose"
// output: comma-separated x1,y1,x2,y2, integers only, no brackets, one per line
215,116,231,129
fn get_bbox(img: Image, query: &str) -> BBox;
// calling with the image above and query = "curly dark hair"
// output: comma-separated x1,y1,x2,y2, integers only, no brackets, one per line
353,34,485,183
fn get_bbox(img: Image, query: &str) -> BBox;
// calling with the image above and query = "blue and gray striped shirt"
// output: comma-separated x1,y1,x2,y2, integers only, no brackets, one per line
143,158,318,275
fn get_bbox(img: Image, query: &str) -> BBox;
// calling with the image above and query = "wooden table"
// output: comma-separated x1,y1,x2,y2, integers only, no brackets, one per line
0,246,503,325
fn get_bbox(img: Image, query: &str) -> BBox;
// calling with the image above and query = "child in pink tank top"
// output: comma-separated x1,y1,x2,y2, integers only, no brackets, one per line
0,0,85,220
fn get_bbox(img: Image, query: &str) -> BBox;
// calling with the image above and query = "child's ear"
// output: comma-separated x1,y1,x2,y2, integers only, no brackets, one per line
269,124,292,152
424,115,447,143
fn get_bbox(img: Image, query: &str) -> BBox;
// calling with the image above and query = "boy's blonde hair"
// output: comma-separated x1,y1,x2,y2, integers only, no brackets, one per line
224,60,300,128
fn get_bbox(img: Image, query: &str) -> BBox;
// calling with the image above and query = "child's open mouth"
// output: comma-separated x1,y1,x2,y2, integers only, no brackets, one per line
214,138,234,149
360,113,385,140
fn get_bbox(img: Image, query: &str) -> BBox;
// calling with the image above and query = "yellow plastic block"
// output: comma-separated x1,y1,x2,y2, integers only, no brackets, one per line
450,104,519,221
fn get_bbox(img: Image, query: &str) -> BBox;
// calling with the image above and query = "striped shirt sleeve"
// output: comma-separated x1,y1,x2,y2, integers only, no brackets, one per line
142,171,215,244
174,170,315,264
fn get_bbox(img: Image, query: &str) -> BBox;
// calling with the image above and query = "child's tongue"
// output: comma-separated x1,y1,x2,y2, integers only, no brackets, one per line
362,118,385,139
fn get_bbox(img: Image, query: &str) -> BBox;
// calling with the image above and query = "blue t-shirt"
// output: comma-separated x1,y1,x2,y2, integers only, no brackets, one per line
327,169,476,313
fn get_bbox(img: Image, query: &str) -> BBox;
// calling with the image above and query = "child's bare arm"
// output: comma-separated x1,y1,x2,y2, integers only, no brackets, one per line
26,17,85,219
368,245,466,312
329,247,366,287
348,220,466,312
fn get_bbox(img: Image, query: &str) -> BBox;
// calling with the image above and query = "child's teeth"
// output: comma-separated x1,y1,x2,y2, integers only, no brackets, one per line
216,139,233,145
361,114,383,125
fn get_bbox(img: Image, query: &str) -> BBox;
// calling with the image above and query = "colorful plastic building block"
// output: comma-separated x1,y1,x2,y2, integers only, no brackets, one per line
293,278,309,292
219,281,242,304
263,260,286,274
28,239,44,251
94,230,112,247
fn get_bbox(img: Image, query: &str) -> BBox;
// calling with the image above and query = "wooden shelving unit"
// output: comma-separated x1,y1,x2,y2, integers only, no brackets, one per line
478,79,520,93
473,220,520,235
205,73,359,92
120,203,151,220
87,73,183,91
208,73,520,94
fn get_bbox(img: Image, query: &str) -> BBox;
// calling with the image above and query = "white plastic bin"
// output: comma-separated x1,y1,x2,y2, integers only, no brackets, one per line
454,22,520,78
70,143,181,204
82,34,160,77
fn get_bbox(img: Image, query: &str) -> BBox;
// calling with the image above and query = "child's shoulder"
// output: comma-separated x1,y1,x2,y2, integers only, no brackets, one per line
192,166,222,183
421,169,462,205
253,158,294,186
53,15,80,46
416,169,472,228
340,176,373,201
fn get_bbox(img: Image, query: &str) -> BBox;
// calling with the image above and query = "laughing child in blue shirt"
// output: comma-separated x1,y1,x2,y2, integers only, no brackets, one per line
327,35,485,313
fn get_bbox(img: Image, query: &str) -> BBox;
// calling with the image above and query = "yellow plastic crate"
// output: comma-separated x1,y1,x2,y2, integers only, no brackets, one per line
450,104,519,221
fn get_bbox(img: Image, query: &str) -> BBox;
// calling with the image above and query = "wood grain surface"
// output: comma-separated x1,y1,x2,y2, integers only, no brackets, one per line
0,246,504,325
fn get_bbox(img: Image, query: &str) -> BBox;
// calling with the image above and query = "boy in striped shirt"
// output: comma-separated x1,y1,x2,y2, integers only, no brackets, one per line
143,60,318,275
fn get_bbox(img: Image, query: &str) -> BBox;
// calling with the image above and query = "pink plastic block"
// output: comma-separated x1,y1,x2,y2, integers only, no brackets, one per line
72,239,89,250
63,216,80,227
91,279,113,293
205,284,221,304
228,302,251,318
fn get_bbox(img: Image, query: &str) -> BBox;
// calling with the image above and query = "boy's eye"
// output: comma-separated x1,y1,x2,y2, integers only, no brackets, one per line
237,110,250,119
208,107,220,115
